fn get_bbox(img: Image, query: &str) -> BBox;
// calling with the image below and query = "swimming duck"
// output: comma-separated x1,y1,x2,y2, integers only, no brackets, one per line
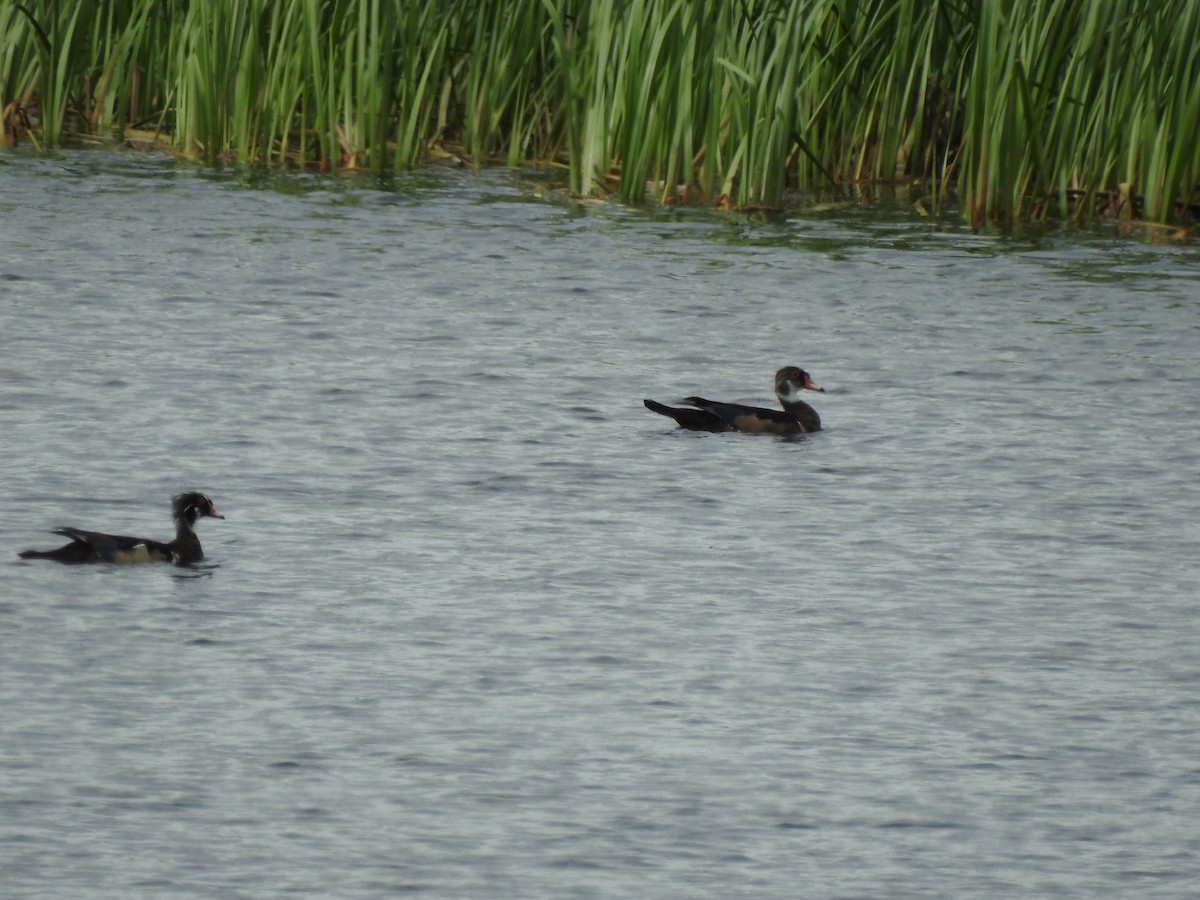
644,366,824,435
18,492,224,565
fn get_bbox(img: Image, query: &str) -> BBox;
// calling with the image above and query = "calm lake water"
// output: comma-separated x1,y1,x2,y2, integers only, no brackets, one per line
2,148,1198,898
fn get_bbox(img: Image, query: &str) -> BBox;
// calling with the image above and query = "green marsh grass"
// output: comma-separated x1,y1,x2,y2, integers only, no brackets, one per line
2,0,1197,226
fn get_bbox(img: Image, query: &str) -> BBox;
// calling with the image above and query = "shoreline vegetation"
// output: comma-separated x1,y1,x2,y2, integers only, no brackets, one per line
2,0,1197,231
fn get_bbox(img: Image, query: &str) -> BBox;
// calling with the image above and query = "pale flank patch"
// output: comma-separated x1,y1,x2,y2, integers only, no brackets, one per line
734,416,801,435
112,543,153,564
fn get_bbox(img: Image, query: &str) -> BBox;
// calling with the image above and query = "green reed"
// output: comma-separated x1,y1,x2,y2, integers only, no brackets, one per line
2,0,1197,225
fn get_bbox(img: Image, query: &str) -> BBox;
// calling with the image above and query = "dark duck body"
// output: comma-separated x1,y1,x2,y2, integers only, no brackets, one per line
644,366,824,435
19,492,224,566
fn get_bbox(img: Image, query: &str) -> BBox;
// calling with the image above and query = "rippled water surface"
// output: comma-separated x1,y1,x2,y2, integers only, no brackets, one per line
2,149,1199,898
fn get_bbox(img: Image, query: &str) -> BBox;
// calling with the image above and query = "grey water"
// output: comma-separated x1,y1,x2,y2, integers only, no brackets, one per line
2,147,1198,899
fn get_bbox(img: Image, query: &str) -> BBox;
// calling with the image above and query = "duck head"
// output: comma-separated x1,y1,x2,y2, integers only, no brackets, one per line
774,366,824,402
173,492,224,524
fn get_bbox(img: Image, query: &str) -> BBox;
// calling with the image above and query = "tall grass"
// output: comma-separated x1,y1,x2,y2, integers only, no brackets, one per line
2,0,1197,224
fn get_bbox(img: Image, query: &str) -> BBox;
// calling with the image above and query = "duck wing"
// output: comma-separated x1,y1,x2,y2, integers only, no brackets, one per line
50,527,174,564
684,397,804,434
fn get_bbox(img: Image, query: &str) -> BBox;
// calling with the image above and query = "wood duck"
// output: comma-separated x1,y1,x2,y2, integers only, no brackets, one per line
18,492,224,566
644,366,824,435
